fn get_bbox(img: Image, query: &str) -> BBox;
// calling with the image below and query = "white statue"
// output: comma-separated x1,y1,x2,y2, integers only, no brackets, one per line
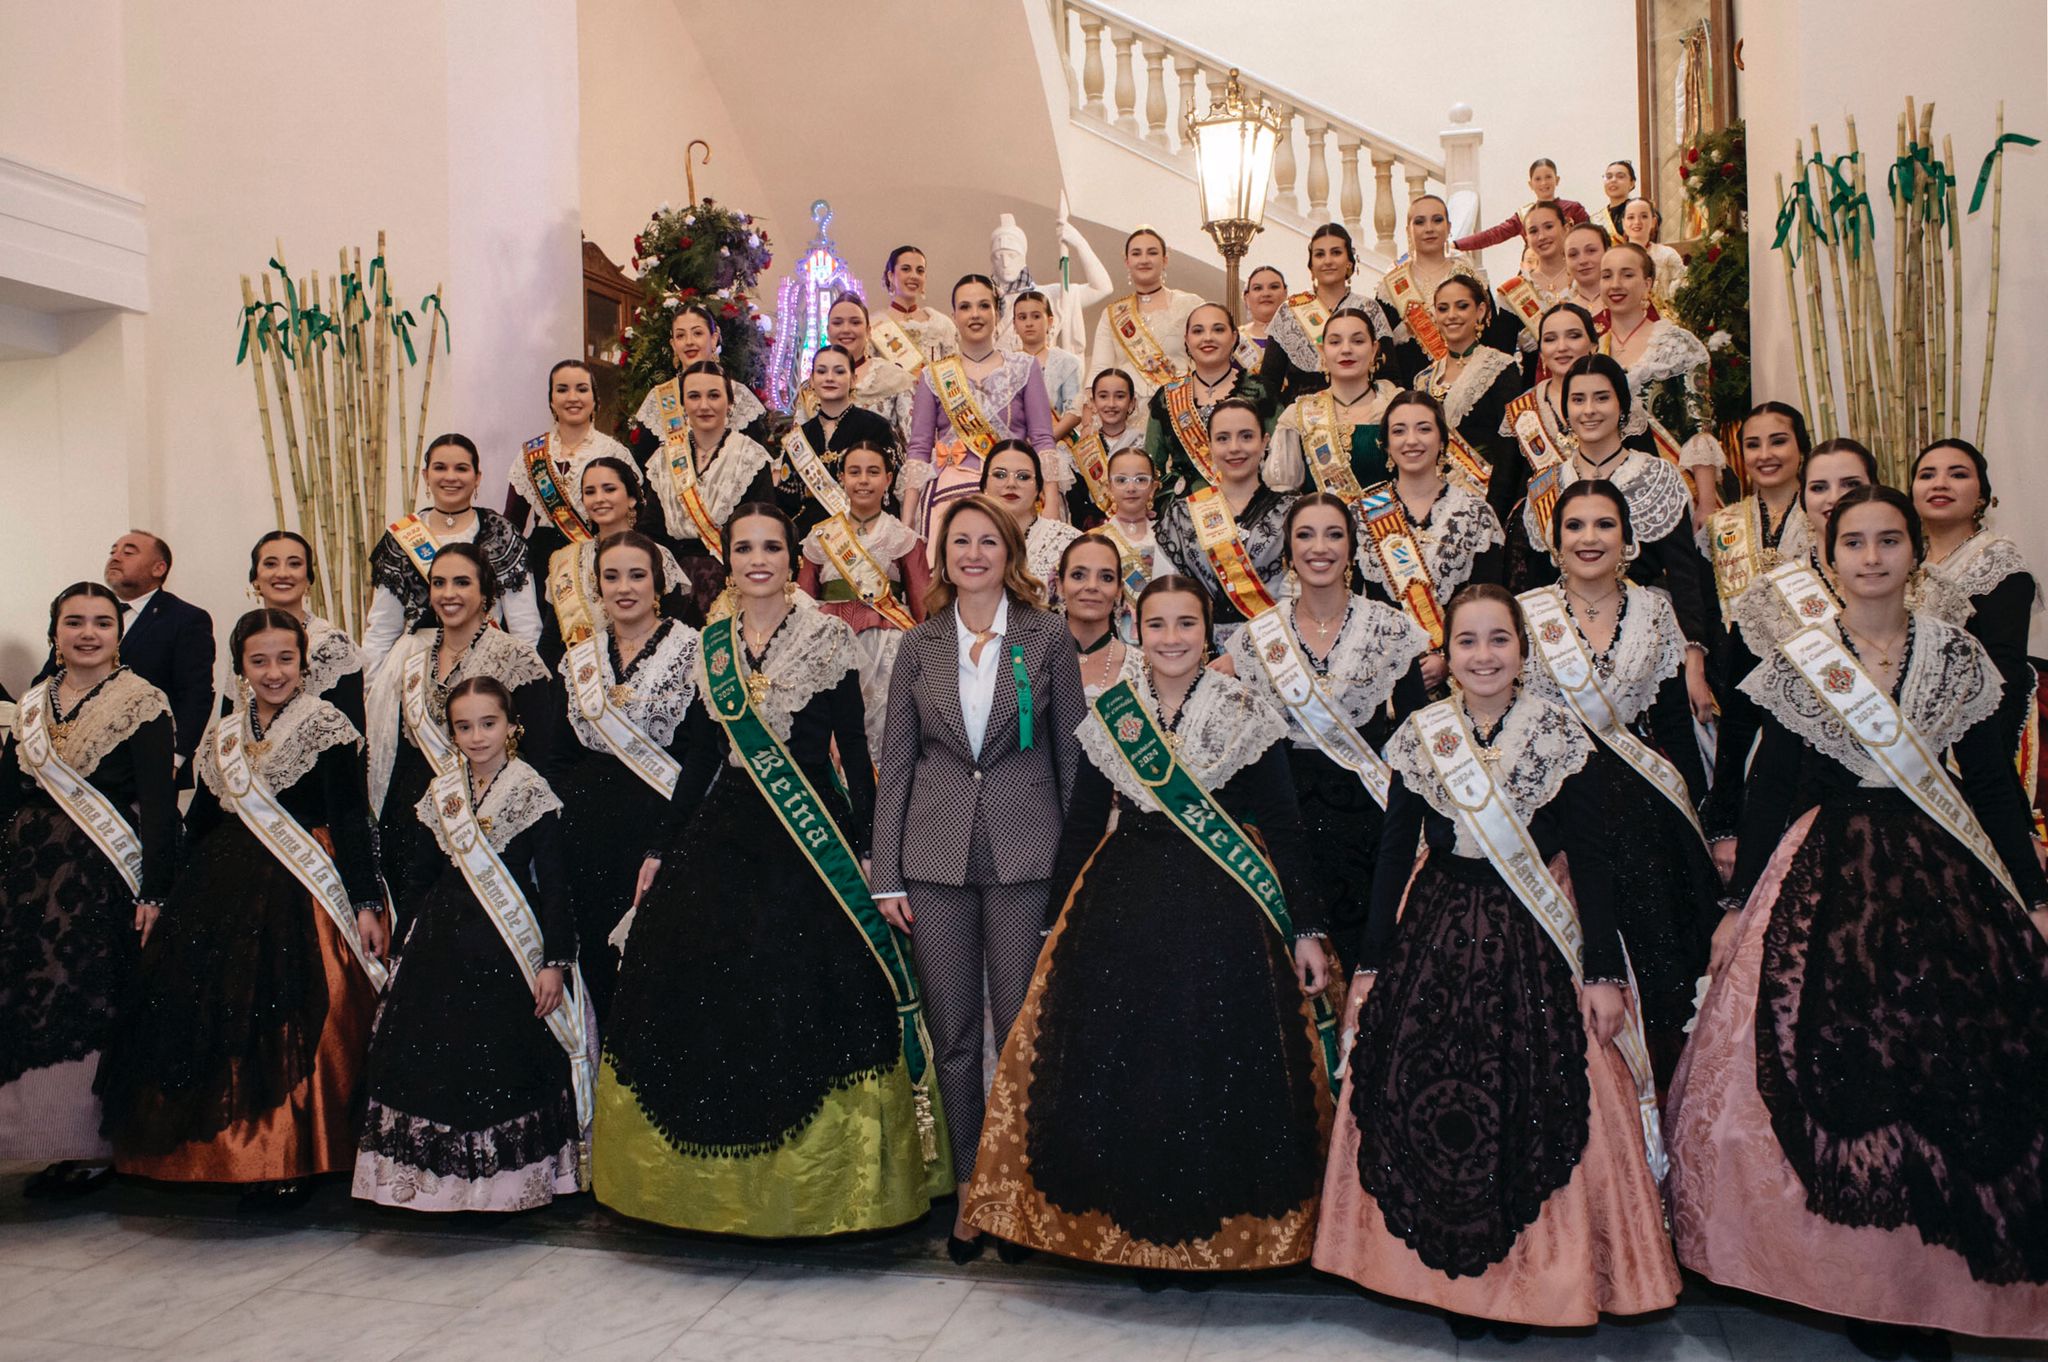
988,198,1112,358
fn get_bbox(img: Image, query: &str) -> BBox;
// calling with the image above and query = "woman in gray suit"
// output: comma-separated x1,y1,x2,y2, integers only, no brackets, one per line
870,493,1086,1261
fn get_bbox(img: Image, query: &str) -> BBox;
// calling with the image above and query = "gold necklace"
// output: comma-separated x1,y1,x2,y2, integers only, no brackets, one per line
1843,621,1908,669
1565,582,1620,622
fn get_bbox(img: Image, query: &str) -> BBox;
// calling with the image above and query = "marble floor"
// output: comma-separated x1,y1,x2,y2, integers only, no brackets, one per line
0,1168,2041,1361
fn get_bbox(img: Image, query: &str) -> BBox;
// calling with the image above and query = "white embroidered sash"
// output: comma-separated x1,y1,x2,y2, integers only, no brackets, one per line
1242,608,1392,807
400,650,461,780
564,637,680,798
18,681,144,895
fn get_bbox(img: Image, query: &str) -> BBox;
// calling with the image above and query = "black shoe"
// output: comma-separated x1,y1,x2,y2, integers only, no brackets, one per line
1846,1318,1907,1361
1490,1321,1533,1343
946,1232,986,1265
994,1238,1033,1265
1445,1313,1489,1341
23,1161,111,1200
1901,1328,1952,1362
238,1179,313,1212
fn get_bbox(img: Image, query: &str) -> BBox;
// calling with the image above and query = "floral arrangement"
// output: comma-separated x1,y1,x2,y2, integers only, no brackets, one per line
620,199,774,429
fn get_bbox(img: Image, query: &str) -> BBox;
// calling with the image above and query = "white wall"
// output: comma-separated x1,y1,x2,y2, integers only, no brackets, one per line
1737,0,2048,618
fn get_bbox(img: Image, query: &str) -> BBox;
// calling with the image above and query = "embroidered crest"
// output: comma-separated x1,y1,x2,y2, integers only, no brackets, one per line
710,651,731,677
1822,662,1854,694
1538,619,1566,645
1799,595,1828,619
406,672,422,692
440,792,463,817
1432,729,1461,757
1263,640,1289,664
221,733,239,754
576,663,597,684
1115,714,1146,743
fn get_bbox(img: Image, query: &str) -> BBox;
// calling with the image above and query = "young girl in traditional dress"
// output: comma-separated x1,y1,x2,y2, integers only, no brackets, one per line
247,530,365,727
979,440,1080,592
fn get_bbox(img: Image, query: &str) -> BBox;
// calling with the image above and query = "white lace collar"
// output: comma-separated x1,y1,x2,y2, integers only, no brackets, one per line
38,669,169,779
559,538,688,639
1226,597,1428,747
1738,613,2003,786
653,430,774,542
1025,516,1083,587
1354,481,1504,596
1518,583,1684,727
304,616,363,699
416,757,561,856
1383,692,1593,856
1424,346,1519,431
366,626,549,813
800,513,921,572
562,619,700,753
1528,452,1689,550
715,598,859,767
197,692,359,801
1268,288,1383,369
1621,320,1709,387
1731,550,1976,647
1929,531,2042,610
1076,667,1286,813
505,428,633,521
855,357,916,400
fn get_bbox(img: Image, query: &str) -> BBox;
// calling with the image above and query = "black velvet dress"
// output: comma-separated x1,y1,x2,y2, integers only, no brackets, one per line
775,405,898,534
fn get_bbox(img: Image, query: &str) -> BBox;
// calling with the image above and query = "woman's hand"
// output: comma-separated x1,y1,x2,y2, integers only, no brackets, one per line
1336,971,1375,1079
357,909,390,961
533,966,565,1019
1685,649,1718,724
633,856,661,908
134,900,160,948
1293,937,1330,996
1710,837,1738,883
876,892,913,932
1707,908,1744,980
1421,652,1448,689
1580,981,1625,1048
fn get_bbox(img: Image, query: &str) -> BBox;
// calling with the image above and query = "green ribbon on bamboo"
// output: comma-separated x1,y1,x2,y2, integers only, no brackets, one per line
300,304,345,355
1771,179,1829,260
266,258,301,341
1970,132,2041,213
366,254,390,308
389,309,418,364
698,615,937,1107
1092,679,1342,1078
235,300,290,363
418,292,453,351
1889,142,1955,226
1807,152,1875,260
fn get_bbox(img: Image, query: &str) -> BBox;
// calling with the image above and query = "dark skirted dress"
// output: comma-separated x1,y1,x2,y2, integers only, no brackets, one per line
963,670,1334,1270
304,616,365,732
1415,346,1525,532
1928,530,2042,826
594,602,945,1236
1314,694,1680,1325
99,695,383,1183
1225,598,1431,969
366,626,553,907
1156,485,1295,642
1518,582,1718,1083
354,758,584,1211
546,618,698,1024
0,671,175,1160
1141,364,1275,507
1668,614,2048,1338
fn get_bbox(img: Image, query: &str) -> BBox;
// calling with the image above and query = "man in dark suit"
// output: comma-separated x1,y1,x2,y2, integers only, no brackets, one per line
48,532,216,786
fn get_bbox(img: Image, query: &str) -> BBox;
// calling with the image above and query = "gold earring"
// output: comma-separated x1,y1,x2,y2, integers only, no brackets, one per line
783,580,798,604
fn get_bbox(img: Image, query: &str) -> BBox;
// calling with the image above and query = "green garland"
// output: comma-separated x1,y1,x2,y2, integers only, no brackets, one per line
620,199,774,431
1668,121,1752,437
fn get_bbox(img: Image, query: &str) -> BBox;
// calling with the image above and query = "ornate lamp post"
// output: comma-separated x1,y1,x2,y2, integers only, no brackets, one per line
1184,68,1281,324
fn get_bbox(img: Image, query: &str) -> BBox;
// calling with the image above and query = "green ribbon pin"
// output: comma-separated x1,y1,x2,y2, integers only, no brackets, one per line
1970,132,2040,213
1010,643,1033,750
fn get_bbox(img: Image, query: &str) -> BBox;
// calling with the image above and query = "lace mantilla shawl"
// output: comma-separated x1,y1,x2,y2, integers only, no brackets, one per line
369,508,532,606
1620,321,1724,469
1739,614,2001,786
1076,668,1287,813
1026,517,1083,590
1268,289,1385,370
800,513,921,576
653,431,773,543
197,693,360,802
1731,551,1974,646
1931,532,2044,611
1225,598,1429,748
415,757,560,856
1354,483,1504,596
1384,693,1593,857
367,626,551,812
1518,584,1684,727
1423,345,1519,432
304,617,363,699
633,381,767,436
42,669,168,778
561,619,700,754
504,429,633,521
716,600,859,768
1526,452,1689,551
1090,290,1203,398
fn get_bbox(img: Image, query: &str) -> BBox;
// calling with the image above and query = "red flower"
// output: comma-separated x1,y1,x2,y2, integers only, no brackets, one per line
1719,163,1736,177
721,303,740,319
680,236,694,249
1687,147,1700,164
1728,354,1746,368
633,234,645,253
1679,165,1690,180
680,287,697,298
1707,245,1722,262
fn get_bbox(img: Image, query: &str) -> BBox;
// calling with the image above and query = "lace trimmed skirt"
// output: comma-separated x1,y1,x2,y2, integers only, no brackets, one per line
1667,797,2048,1338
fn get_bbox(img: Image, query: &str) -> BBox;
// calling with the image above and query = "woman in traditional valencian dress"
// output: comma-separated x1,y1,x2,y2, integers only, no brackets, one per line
796,438,929,753
542,455,688,655
1498,201,1575,318
1351,391,1505,695
779,344,898,535
547,531,698,1024
506,360,635,650
1087,229,1204,406
878,245,959,366
1144,302,1274,505
630,301,772,457
964,575,1335,1277
355,676,591,1213
1497,303,1599,589
0,585,175,1196
1315,584,1680,1340
820,294,917,448
362,434,540,677
99,610,388,1206
1452,157,1590,256
642,360,777,622
1703,405,1812,736
904,275,1057,543
1239,265,1287,366
1621,198,1687,311
1012,290,1084,442
1375,195,1513,385
1156,399,1295,649
1265,308,1401,499
1257,224,1387,409
248,530,365,728
367,543,553,906
1090,447,1161,634
1520,482,1716,1083
1059,535,1134,696
980,440,1081,593
1226,495,1429,969
1527,355,1718,724
1413,277,1525,524
597,504,945,1236
1600,243,1724,523
1561,221,1611,321
1668,486,2048,1352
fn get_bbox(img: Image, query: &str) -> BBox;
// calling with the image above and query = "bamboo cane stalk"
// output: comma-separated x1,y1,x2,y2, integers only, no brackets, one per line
1927,177,1948,442
412,283,445,499
1812,126,1858,440
1847,117,1894,452
1892,110,1911,479
1976,101,2005,449
291,270,340,624
1942,134,1964,439
240,276,287,529
258,275,312,570
1774,173,1815,426
1795,142,1838,440
1908,102,1936,457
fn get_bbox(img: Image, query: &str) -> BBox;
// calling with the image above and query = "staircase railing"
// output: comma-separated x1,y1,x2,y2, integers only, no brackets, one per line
1046,0,1483,252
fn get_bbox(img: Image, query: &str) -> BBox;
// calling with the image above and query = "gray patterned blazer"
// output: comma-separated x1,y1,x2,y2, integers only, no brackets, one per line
869,600,1085,891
